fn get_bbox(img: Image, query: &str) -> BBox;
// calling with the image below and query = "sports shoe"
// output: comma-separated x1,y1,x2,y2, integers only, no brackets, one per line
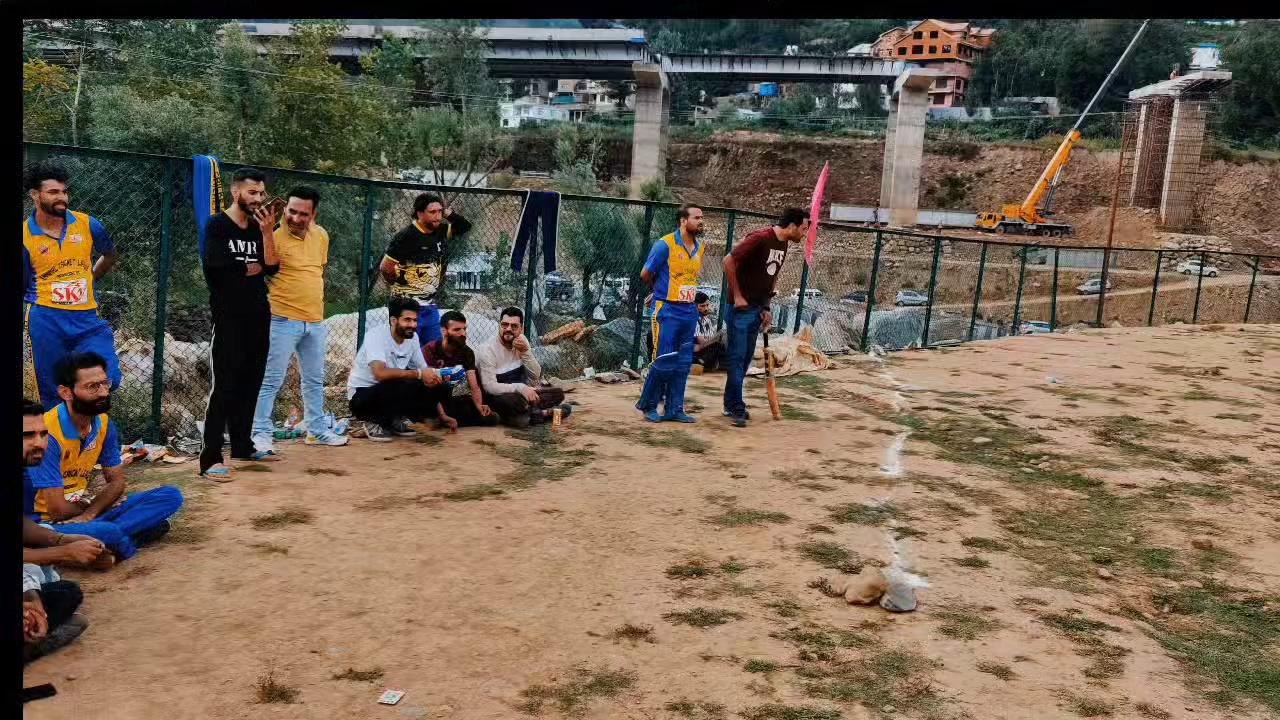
723,409,751,420
362,422,394,442
305,431,349,447
666,412,697,423
731,413,748,428
643,410,663,423
389,417,418,437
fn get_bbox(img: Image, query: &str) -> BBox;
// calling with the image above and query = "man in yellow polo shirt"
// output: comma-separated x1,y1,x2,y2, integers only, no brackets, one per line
251,186,348,454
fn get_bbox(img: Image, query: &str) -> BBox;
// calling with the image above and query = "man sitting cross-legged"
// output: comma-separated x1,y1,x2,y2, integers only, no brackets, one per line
475,307,569,428
347,297,452,441
25,352,184,562
422,310,499,430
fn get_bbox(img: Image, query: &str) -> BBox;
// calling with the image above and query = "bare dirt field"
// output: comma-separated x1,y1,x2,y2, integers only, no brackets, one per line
23,325,1280,720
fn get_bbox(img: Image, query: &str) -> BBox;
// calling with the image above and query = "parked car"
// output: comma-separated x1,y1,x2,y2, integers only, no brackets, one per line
544,272,575,301
1020,320,1053,335
790,288,824,300
840,291,869,305
894,290,929,307
1175,259,1220,277
1075,277,1113,295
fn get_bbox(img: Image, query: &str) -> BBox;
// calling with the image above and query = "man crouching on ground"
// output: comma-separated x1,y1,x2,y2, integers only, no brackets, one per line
475,307,569,428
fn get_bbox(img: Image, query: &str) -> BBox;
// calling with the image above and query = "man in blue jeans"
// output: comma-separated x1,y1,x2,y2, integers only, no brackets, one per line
721,208,809,428
25,352,183,563
251,186,348,454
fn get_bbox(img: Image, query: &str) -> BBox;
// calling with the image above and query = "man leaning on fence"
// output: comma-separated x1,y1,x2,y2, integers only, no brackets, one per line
199,168,280,480
250,185,348,455
22,161,122,410
378,193,472,348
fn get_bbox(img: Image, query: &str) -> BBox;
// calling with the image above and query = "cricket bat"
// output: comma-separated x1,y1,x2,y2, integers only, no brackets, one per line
763,331,781,420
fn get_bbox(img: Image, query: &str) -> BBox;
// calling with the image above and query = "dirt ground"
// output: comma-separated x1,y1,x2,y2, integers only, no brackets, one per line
23,325,1280,720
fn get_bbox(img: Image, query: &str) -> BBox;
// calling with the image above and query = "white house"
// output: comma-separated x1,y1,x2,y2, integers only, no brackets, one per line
500,98,572,128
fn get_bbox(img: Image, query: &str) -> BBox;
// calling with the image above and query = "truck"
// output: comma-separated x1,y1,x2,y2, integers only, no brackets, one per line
975,130,1081,237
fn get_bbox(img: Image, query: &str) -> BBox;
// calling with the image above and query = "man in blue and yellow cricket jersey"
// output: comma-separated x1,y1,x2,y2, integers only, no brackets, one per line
24,352,183,563
635,204,706,423
23,162,121,410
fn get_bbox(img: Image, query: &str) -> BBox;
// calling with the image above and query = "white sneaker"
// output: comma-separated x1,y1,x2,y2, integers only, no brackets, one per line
251,433,274,454
305,431,349,447
362,422,395,442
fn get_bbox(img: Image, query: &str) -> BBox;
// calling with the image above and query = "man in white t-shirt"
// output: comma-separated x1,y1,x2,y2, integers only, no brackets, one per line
347,297,449,441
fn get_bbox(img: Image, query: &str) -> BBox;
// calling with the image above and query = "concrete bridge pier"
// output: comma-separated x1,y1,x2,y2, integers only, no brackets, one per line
879,69,939,228
629,63,670,198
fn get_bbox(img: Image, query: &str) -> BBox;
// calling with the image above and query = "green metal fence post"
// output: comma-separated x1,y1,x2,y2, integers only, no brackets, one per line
1095,248,1111,327
1147,250,1162,327
921,237,943,348
1244,255,1259,323
631,205,656,369
1192,250,1207,324
1049,247,1061,331
859,231,883,353
717,211,736,331
356,183,376,350
1012,245,1029,332
968,242,988,341
793,261,811,333
147,158,176,443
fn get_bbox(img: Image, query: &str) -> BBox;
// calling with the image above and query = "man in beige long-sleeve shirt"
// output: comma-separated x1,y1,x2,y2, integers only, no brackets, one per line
475,307,568,428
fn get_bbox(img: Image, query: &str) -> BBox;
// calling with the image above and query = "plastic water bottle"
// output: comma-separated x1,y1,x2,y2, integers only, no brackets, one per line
439,365,466,384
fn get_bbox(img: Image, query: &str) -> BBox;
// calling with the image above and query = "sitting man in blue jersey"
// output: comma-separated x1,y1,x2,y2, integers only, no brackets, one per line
635,204,706,423
25,352,183,563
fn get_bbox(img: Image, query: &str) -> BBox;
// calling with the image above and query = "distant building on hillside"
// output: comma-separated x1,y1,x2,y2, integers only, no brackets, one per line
1189,43,1222,71
870,19,996,108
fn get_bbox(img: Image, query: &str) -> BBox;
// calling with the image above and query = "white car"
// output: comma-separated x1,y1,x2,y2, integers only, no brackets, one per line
1176,260,1219,277
790,288,824,300
1020,321,1052,335
1076,278,1113,295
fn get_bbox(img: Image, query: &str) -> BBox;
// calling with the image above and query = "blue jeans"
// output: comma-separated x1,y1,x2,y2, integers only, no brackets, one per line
722,305,763,417
50,486,184,561
253,316,329,438
417,303,441,347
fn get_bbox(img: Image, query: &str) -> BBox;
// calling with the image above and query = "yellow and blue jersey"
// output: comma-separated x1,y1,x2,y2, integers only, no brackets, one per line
643,230,705,305
22,210,114,310
25,403,121,521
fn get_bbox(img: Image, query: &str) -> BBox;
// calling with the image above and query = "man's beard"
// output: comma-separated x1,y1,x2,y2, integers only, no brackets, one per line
71,394,111,416
24,448,44,467
237,196,260,215
40,200,67,218
445,334,467,350
394,326,416,342
500,332,515,346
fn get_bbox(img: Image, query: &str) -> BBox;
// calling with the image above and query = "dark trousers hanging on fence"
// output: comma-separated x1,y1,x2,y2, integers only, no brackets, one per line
200,310,269,471
510,190,560,273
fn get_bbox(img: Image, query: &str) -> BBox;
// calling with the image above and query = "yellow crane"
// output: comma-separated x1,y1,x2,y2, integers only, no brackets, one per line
976,20,1150,237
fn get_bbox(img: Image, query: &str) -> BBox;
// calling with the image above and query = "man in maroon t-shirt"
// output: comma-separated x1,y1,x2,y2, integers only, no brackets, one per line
721,208,809,427
421,310,498,429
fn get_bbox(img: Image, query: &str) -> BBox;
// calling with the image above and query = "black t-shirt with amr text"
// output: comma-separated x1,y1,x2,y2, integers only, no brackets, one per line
202,212,279,317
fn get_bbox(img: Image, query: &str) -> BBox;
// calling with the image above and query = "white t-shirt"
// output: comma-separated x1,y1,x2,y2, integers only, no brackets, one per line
347,323,428,399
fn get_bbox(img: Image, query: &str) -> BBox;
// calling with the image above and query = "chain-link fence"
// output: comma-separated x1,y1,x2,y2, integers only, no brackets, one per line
22,142,1280,442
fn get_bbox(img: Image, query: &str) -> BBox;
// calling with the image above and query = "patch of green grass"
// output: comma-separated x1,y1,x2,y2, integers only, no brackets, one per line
935,607,1002,641
772,468,822,483
776,374,827,395
806,524,835,534
767,599,804,618
806,578,843,598
248,542,289,555
1133,702,1171,719
609,623,656,644
976,661,1014,680
1038,612,1121,637
1135,547,1177,573
781,404,822,422
719,560,748,574
1146,581,1280,711
249,509,314,530
1144,481,1234,503
796,541,862,573
1213,412,1261,422
663,607,744,628
518,667,636,715
774,625,874,661
585,425,709,454
441,483,506,501
961,537,1011,552
801,647,944,715
668,560,716,579
952,555,991,569
664,699,728,719
1081,655,1126,680
708,507,791,528
332,666,384,682
305,467,348,476
739,705,840,720
893,526,927,539
254,667,299,704
1064,693,1114,717
827,502,901,526
745,659,780,673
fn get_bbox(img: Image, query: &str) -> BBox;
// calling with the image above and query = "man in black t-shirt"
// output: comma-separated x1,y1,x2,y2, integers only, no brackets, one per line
378,193,472,348
422,311,497,429
198,167,280,479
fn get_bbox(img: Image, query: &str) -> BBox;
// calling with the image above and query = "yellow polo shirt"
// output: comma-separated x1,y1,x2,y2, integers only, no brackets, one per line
267,223,329,322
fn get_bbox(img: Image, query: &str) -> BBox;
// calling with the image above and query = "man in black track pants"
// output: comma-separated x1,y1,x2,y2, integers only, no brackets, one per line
199,168,280,480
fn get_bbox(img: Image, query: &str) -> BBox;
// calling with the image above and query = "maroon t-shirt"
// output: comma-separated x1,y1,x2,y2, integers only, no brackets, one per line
730,227,790,305
422,339,476,371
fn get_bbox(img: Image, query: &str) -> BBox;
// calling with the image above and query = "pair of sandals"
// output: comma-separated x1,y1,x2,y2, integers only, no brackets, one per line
200,449,278,481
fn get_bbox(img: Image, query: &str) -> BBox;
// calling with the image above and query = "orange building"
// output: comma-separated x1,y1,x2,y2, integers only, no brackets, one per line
871,20,996,108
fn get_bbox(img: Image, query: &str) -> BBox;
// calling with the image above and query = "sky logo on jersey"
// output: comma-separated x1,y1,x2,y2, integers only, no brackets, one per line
67,233,84,245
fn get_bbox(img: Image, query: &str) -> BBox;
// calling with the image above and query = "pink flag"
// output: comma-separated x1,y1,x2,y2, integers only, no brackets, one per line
805,161,830,267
